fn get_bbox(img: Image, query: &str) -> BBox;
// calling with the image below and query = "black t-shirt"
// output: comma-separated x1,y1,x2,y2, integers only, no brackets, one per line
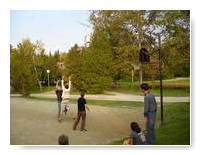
78,97,86,111
55,90,63,101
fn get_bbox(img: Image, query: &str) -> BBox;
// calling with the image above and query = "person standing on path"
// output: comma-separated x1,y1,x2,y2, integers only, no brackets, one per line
61,76,75,119
61,76,71,100
140,83,157,145
73,93,90,131
55,80,63,122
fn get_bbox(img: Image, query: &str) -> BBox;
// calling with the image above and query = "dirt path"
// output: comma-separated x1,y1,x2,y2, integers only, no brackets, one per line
10,98,145,145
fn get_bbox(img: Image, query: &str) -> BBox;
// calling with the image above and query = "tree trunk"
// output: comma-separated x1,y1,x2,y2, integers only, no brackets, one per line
131,69,134,82
32,54,42,91
138,14,143,85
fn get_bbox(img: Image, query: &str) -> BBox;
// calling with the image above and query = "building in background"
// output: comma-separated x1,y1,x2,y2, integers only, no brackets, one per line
84,34,91,48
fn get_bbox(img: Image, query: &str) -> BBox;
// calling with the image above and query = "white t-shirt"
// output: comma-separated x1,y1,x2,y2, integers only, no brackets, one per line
61,79,71,100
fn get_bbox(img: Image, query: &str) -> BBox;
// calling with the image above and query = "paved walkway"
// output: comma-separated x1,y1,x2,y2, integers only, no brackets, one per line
10,90,190,103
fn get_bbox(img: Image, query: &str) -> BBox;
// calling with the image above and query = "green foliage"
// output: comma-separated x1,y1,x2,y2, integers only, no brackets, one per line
62,10,190,93
36,48,63,85
162,36,190,77
29,86,55,94
10,39,63,95
11,11,190,95
79,29,115,93
64,29,115,93
10,39,37,96
89,10,190,81
63,44,82,90
156,10,190,77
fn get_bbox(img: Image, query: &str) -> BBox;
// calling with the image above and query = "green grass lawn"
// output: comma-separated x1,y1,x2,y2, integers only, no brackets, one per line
112,79,190,97
29,86,55,93
109,102,190,145
11,86,55,94
69,99,144,108
11,96,57,102
155,102,190,145
70,90,115,95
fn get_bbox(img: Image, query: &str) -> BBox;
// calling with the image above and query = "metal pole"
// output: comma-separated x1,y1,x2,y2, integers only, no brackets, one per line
158,34,164,124
48,73,49,87
139,70,143,84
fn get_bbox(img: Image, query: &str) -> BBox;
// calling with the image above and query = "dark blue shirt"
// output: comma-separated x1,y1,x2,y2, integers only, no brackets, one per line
144,92,157,117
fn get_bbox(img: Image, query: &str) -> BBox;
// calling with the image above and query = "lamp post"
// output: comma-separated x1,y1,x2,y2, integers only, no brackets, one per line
158,34,164,124
139,34,164,124
47,70,50,87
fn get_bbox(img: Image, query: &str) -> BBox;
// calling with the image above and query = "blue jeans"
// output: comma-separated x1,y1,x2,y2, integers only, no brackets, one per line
145,111,156,145
58,101,62,120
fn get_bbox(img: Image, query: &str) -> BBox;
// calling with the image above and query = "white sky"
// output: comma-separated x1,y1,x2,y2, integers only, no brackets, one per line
10,10,92,53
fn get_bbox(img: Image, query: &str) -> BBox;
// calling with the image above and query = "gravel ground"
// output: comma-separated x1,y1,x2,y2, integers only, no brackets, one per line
26,90,190,102
10,98,145,145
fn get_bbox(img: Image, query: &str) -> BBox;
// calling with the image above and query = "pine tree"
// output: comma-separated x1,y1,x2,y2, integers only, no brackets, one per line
79,28,115,93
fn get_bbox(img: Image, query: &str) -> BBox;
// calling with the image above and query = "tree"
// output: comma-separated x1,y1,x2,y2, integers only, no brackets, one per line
89,10,156,83
32,40,46,91
63,44,82,90
79,28,115,93
89,10,190,82
10,39,37,96
11,38,72,94
33,49,63,87
158,10,190,77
